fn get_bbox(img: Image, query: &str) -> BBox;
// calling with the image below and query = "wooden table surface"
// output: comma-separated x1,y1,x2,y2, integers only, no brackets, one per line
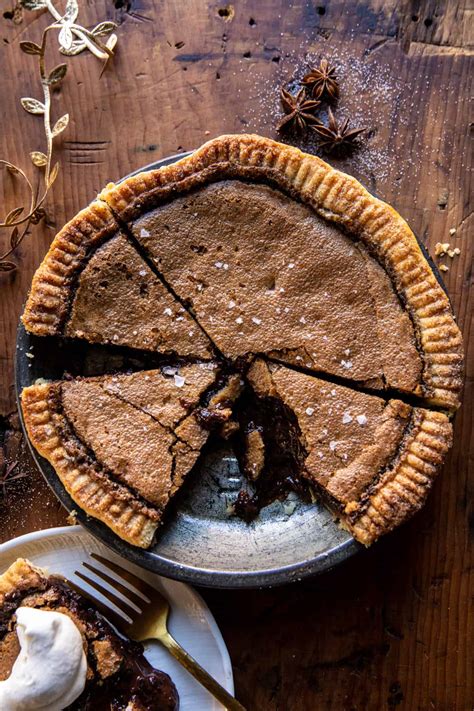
1,1,472,708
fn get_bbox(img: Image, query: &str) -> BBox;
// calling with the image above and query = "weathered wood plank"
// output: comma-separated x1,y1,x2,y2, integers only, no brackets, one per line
0,1,472,709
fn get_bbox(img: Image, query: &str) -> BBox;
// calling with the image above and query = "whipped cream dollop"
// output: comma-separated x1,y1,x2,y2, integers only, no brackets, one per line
0,606,87,710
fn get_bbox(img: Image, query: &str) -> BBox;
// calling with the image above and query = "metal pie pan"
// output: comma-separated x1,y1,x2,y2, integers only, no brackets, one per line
15,152,447,588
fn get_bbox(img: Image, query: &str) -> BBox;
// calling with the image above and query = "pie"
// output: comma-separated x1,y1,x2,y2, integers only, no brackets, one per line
0,558,179,709
20,134,463,548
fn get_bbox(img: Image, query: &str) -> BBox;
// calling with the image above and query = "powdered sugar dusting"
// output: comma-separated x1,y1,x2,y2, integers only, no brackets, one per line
244,40,424,194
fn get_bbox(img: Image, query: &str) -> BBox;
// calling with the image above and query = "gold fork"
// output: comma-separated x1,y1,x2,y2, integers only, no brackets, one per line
71,553,245,711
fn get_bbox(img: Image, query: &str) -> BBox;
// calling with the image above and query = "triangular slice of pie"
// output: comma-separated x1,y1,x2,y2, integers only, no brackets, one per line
0,558,179,709
245,360,452,545
21,201,214,359
21,364,242,548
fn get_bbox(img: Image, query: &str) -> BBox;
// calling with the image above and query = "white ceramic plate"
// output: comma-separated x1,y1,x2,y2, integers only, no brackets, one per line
0,526,234,710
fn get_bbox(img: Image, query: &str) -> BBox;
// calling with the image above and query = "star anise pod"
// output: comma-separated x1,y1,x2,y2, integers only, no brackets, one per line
302,59,339,101
311,108,366,154
277,86,321,134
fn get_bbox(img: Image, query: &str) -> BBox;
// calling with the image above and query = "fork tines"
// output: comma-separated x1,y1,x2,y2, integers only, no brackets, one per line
72,553,157,630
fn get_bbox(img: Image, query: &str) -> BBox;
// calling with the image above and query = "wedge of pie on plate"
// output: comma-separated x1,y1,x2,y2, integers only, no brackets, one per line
0,558,178,710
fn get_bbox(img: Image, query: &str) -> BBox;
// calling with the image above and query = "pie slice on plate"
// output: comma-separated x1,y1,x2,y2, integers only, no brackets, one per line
244,360,452,545
0,558,178,709
21,364,241,547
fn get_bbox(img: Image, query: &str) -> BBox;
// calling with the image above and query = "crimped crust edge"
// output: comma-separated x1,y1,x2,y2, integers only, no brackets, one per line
348,408,453,545
20,384,158,548
21,201,118,337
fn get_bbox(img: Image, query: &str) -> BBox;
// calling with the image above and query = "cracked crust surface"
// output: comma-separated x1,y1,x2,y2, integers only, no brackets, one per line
65,233,213,358
128,180,422,394
101,134,463,410
247,360,453,545
21,205,213,359
21,382,160,548
20,366,235,548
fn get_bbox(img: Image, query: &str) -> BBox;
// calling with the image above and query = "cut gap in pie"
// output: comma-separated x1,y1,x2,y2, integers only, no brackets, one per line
0,558,179,709
21,364,242,548
238,359,452,545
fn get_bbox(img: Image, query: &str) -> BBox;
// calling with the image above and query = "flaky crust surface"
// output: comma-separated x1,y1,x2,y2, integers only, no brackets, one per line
21,384,159,548
0,558,47,606
100,134,463,411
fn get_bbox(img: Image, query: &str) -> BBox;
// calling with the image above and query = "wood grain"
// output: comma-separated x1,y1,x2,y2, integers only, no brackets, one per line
0,1,472,709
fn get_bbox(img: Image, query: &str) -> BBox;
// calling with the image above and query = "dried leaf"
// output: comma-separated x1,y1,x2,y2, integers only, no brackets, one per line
58,24,73,50
20,97,45,115
64,0,78,23
92,21,118,37
46,63,67,85
30,151,47,167
19,40,42,55
0,261,17,272
5,206,24,224
48,161,59,187
5,164,20,176
77,27,112,58
10,226,21,248
20,0,47,9
52,113,69,137
106,34,117,52
30,207,46,225
59,39,86,56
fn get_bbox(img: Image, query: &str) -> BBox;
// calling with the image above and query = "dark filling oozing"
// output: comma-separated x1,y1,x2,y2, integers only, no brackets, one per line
233,387,311,521
1,577,179,711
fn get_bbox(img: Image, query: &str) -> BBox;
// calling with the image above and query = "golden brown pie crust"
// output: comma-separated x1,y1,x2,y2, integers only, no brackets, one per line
0,558,45,605
100,134,463,411
21,383,160,548
21,201,117,336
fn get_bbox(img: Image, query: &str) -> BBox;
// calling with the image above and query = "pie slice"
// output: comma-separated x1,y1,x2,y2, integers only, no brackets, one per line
21,364,241,547
0,558,178,709
244,360,452,545
100,134,462,410
21,202,214,359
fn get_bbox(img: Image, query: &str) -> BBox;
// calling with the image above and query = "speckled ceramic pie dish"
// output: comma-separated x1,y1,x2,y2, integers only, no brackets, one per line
16,137,462,588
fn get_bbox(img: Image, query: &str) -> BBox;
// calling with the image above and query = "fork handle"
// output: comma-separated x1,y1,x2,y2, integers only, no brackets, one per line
159,631,246,711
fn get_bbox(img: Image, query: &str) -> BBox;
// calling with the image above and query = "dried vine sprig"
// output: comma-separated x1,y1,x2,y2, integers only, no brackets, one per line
0,0,118,273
